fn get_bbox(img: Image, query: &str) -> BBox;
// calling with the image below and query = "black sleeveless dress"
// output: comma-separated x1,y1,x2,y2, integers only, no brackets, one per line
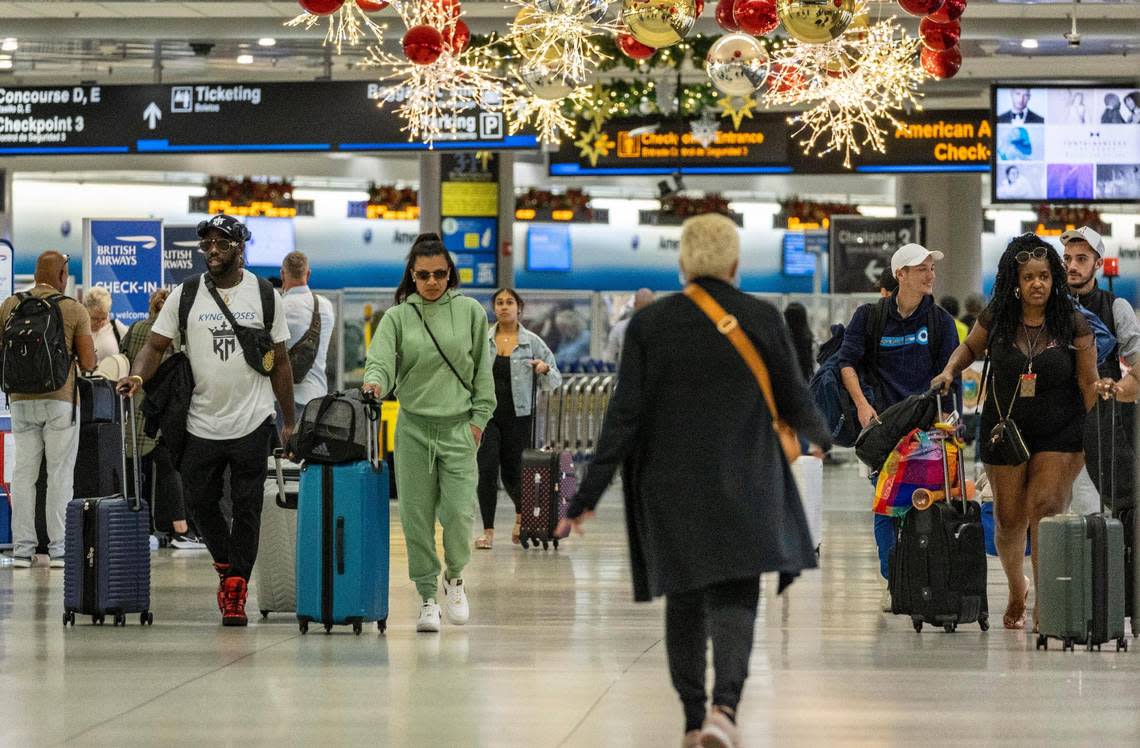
979,312,1090,465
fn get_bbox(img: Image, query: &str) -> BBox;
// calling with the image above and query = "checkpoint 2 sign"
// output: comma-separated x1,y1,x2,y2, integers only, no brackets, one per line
828,216,922,294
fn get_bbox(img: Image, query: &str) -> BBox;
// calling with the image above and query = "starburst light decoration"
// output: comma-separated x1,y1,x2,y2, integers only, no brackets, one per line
508,78,591,146
762,13,928,168
285,3,387,53
366,1,505,147
506,0,620,88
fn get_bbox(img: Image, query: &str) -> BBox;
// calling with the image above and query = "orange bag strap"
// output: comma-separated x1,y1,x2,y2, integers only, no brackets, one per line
683,284,786,433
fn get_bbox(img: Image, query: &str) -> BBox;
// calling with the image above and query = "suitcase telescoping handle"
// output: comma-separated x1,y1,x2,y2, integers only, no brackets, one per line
1095,394,1116,515
271,446,292,510
119,392,143,513
360,390,382,470
935,391,968,514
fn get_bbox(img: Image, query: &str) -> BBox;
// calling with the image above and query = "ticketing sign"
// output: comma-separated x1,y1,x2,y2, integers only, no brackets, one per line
0,82,536,155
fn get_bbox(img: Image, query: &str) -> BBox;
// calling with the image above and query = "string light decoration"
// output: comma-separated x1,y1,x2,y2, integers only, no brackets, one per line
505,0,622,87
285,2,387,53
365,1,505,147
763,14,928,168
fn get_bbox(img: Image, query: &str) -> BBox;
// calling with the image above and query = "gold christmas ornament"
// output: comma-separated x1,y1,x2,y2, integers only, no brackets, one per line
520,64,578,100
512,6,565,62
706,33,770,97
776,0,856,45
621,0,699,49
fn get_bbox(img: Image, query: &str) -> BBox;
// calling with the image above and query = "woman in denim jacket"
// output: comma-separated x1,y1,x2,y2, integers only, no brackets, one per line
475,289,562,548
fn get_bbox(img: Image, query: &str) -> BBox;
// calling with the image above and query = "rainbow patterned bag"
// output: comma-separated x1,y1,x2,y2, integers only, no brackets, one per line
873,427,963,517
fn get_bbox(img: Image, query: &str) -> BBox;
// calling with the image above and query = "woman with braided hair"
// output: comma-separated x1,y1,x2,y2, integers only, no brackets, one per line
931,234,1098,631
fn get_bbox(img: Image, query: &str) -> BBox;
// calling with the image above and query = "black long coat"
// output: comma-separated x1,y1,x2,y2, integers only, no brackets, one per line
569,278,832,601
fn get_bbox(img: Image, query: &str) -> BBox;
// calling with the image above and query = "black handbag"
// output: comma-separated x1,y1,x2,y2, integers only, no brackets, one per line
854,389,940,472
204,276,277,376
981,356,1030,466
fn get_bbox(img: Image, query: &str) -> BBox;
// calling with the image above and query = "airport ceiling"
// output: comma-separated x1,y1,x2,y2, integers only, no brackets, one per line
0,1,1136,106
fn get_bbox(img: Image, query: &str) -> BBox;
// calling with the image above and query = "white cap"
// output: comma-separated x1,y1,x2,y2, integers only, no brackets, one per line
1059,226,1105,256
890,243,945,276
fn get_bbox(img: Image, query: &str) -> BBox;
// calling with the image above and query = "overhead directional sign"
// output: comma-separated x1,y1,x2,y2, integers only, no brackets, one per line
828,216,922,294
0,82,536,155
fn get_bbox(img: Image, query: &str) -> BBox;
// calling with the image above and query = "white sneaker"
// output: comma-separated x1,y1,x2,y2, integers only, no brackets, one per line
48,557,66,569
880,583,893,613
416,599,441,633
442,575,469,625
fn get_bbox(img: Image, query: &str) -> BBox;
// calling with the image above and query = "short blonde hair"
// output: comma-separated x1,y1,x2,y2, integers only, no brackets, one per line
83,286,112,314
679,214,740,282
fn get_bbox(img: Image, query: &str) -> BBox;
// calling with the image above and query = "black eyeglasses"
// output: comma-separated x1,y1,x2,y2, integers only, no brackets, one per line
198,238,242,253
1015,247,1048,264
413,270,449,281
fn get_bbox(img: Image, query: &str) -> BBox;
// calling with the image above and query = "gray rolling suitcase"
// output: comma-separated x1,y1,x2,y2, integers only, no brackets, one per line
253,449,301,619
1036,397,1129,652
63,395,153,627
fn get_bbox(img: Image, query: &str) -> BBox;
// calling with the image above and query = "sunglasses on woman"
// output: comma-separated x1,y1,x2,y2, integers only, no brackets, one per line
1015,246,1048,264
413,270,449,281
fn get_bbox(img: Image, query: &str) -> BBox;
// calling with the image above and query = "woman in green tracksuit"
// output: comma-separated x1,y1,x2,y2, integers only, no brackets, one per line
362,233,495,633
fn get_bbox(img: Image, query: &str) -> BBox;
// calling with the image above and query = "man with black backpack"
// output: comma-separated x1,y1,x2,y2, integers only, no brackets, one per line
0,251,97,567
117,215,294,626
280,251,335,420
836,243,960,610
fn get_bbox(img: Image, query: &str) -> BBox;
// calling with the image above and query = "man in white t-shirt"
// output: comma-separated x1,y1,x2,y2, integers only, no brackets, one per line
280,250,335,416
117,214,294,627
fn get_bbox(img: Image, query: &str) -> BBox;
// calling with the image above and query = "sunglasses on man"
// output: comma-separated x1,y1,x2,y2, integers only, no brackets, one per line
198,238,243,253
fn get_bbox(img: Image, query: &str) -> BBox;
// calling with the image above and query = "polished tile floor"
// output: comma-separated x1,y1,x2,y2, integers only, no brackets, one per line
2,462,1139,747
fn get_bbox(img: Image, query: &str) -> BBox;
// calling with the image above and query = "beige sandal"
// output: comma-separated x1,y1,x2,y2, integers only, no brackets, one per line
475,533,493,550
512,517,522,545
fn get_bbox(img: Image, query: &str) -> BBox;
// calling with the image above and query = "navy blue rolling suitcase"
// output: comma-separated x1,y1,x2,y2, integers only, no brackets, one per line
63,395,153,627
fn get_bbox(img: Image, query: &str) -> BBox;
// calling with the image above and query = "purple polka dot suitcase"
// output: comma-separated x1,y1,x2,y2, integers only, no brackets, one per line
519,448,576,550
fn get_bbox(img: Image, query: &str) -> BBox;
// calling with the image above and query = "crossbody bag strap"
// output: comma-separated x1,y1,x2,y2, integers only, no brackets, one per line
202,276,245,340
410,303,472,394
683,284,786,435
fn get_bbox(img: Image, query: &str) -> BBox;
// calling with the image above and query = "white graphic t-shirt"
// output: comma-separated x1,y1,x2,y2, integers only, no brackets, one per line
153,271,290,440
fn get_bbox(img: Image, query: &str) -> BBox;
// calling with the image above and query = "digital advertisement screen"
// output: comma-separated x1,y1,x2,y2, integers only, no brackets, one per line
992,84,1140,203
527,224,572,272
782,232,826,277
243,216,296,266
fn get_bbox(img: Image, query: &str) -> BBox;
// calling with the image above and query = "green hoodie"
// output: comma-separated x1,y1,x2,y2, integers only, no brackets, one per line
364,290,496,430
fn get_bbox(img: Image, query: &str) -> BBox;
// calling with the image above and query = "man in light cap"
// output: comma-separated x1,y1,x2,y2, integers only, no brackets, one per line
836,242,960,611
1063,226,1140,381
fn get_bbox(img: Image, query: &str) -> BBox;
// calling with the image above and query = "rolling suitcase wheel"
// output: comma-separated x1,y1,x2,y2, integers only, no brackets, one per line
943,623,956,634
1063,638,1075,652
912,618,923,633
299,620,309,634
542,540,549,550
140,611,154,626
1117,638,1128,652
378,618,387,634
261,610,270,620
352,622,363,636
979,616,990,632
323,623,333,634
93,615,104,626
552,539,559,550
1036,635,1048,650
114,614,126,627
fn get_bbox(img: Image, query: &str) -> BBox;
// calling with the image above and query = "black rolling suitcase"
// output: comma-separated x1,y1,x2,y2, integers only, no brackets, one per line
889,401,989,633
62,394,153,628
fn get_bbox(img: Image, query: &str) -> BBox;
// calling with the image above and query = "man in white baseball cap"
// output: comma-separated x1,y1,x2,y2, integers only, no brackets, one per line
836,240,959,611
1062,226,1138,382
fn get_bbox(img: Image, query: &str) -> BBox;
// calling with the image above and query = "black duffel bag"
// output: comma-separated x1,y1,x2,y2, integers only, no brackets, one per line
292,390,379,464
77,374,120,424
855,389,940,473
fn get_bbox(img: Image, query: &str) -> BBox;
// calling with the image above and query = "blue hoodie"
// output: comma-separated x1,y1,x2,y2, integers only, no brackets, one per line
836,293,960,408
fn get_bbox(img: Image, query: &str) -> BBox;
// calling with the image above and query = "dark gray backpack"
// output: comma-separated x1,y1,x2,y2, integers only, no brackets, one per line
292,391,378,464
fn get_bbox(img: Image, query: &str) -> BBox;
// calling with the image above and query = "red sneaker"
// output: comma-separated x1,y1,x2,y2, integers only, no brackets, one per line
213,563,231,613
221,576,248,627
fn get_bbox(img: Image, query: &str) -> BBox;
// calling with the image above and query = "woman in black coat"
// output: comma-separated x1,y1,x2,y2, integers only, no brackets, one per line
559,214,832,748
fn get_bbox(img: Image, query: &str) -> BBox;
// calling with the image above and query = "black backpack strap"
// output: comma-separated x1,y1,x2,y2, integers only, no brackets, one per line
927,303,944,368
865,298,889,373
178,275,201,349
257,276,275,330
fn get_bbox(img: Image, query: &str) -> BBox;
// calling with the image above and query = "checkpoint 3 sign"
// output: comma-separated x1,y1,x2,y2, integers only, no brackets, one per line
0,82,534,154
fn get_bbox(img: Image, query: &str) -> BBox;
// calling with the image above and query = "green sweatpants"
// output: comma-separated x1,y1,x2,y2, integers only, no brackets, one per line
395,411,479,601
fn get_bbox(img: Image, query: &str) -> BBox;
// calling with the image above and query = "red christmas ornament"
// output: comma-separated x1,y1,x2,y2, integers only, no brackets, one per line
928,0,966,23
403,25,444,66
920,45,961,80
298,0,345,15
734,0,779,36
356,0,389,11
715,0,741,32
770,63,806,94
695,0,705,16
897,0,944,17
618,33,656,61
919,17,960,51
442,19,471,53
